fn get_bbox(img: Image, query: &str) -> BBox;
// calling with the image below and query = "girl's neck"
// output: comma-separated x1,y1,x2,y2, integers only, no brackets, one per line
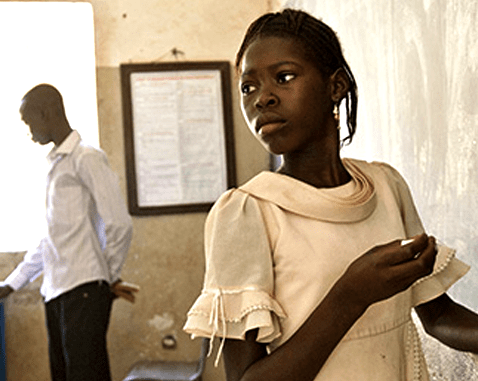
278,143,351,189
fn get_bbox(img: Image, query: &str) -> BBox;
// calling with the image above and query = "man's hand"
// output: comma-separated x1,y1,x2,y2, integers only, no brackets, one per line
0,285,14,299
110,281,139,303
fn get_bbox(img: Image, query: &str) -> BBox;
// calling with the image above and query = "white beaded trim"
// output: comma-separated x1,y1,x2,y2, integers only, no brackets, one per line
189,303,283,322
412,246,456,287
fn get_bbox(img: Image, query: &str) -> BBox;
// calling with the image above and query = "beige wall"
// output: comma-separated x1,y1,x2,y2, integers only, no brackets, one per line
0,1,282,380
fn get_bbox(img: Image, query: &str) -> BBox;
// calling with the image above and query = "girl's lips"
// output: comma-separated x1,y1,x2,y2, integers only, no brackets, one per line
258,121,285,136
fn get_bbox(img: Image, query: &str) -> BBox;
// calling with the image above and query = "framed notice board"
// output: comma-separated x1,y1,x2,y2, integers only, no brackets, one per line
120,61,236,215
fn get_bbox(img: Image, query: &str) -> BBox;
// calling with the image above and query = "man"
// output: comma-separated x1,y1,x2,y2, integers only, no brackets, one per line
0,84,134,381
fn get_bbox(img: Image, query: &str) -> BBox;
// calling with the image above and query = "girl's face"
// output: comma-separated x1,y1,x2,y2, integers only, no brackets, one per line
239,36,336,156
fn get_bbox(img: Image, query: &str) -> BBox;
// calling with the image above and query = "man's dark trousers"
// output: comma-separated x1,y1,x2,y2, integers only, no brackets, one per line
45,281,113,381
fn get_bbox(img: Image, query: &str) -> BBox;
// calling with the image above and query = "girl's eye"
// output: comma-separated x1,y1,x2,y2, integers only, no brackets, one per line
240,83,256,95
277,73,296,84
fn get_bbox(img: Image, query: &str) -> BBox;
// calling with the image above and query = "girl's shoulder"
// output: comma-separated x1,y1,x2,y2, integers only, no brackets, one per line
343,157,398,174
343,158,408,187
212,171,282,208
207,174,268,224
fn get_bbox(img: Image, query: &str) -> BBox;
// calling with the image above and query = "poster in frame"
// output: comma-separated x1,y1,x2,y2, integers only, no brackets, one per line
120,61,236,215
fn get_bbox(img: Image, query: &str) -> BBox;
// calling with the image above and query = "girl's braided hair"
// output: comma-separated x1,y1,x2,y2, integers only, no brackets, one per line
235,9,358,145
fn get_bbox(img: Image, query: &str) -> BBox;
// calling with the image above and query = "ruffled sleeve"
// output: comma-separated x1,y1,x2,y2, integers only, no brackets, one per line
377,162,470,304
411,243,470,306
183,188,287,357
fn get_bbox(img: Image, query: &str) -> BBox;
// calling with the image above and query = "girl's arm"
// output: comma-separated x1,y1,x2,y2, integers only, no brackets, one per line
224,280,367,381
416,293,478,353
223,234,438,381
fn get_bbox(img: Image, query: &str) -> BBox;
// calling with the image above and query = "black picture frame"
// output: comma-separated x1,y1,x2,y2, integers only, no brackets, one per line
120,61,236,215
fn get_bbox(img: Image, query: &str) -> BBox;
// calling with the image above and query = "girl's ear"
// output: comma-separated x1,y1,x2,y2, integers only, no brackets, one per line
329,68,350,103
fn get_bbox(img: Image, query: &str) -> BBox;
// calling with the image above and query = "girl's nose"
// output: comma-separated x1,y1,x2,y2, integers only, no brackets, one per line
254,91,279,109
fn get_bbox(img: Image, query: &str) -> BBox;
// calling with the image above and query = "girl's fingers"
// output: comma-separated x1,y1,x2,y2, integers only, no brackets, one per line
384,233,430,265
343,234,438,306
390,236,437,284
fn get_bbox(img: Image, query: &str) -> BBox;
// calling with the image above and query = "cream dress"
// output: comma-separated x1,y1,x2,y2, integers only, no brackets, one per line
184,158,469,380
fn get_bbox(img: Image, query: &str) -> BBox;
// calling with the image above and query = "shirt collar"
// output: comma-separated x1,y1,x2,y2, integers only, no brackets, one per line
47,130,81,164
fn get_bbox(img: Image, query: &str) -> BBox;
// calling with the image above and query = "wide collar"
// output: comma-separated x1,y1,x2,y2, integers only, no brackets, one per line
239,158,377,223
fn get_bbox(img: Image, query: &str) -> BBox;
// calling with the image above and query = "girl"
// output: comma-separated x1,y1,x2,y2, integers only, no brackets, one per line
184,9,478,381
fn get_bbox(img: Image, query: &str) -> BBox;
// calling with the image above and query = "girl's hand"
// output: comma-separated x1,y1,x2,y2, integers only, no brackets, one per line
337,233,437,309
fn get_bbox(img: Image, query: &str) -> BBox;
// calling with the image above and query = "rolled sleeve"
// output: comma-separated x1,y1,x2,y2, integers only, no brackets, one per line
5,239,45,290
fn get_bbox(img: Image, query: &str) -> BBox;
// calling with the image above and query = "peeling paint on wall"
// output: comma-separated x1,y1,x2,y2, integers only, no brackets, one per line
147,312,175,332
